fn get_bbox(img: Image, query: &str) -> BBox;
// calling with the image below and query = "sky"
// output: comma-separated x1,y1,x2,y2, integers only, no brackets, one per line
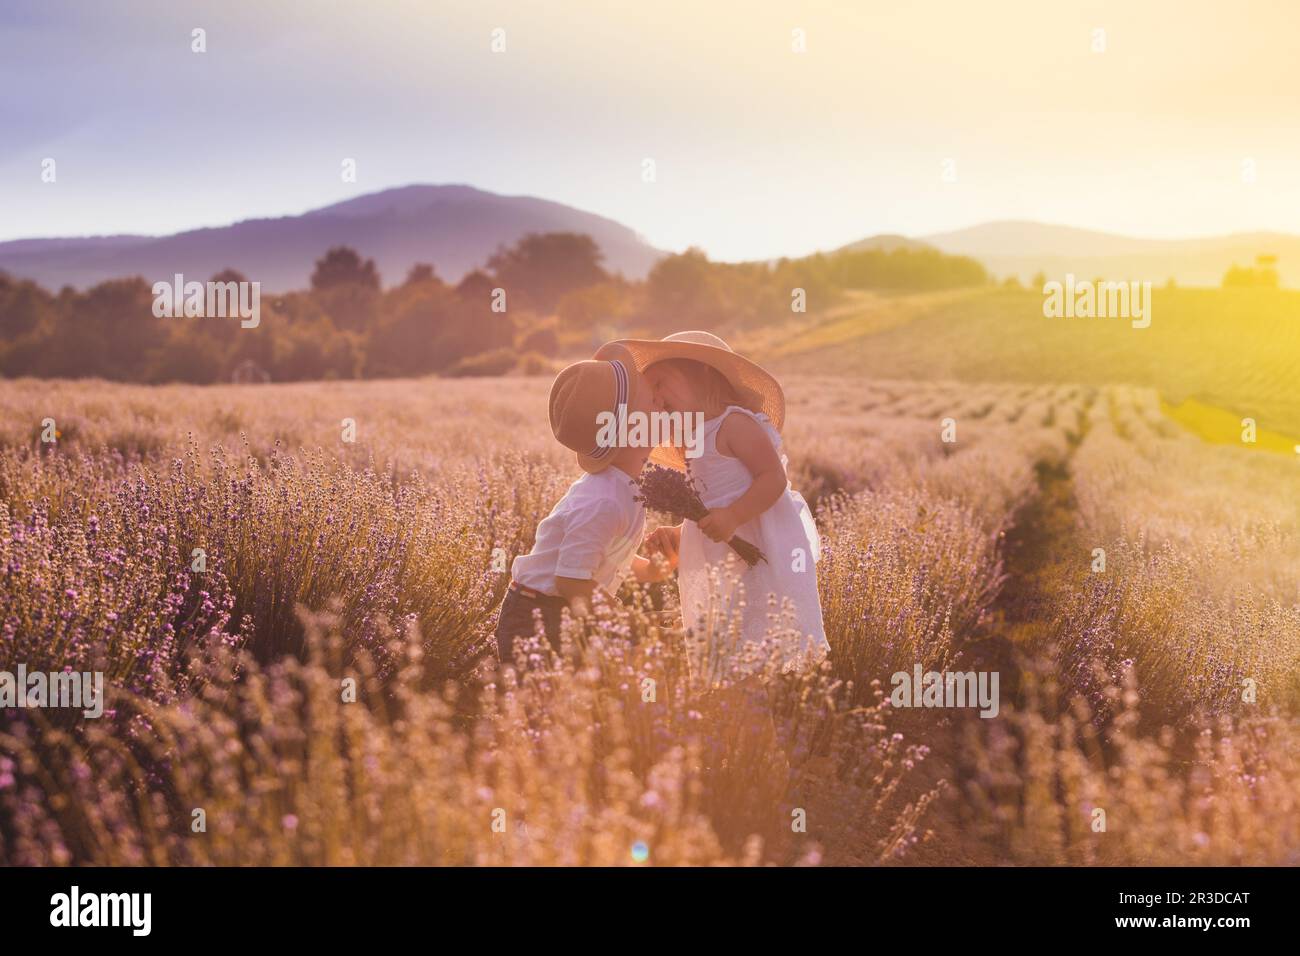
3,0,1299,261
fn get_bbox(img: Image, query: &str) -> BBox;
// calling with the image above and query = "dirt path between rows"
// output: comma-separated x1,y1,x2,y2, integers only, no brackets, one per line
898,391,1095,864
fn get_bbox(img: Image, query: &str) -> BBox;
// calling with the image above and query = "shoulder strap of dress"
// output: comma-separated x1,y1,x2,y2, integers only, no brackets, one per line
717,404,774,428
720,404,762,421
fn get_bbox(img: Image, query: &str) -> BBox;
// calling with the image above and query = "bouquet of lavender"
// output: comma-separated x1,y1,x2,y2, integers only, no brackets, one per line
636,464,766,567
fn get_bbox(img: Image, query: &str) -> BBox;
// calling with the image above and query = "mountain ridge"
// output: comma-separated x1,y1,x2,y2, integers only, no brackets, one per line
0,184,663,293
915,220,1299,286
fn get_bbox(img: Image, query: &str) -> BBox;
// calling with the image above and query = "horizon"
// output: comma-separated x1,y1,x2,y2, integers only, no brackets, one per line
4,180,1298,261
4,0,1300,259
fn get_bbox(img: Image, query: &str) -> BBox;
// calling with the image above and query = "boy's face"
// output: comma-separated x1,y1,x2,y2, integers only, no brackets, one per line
611,378,661,473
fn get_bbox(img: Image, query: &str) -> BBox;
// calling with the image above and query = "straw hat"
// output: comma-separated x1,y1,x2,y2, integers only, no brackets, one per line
549,342,644,473
604,331,784,471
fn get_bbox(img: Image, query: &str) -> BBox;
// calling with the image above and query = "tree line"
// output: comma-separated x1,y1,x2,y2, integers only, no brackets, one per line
0,234,989,383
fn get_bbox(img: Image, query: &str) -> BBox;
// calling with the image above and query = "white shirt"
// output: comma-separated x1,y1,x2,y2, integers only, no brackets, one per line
511,468,646,596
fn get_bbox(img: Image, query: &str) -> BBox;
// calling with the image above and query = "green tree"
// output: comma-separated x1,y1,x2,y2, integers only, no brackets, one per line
486,232,606,313
520,325,559,356
311,246,380,291
644,248,728,329
404,263,439,286
556,281,627,334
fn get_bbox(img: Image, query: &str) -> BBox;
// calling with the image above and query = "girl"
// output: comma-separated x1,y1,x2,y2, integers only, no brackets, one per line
613,331,828,677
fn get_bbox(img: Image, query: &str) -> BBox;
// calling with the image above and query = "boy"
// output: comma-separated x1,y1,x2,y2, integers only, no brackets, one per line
494,343,671,664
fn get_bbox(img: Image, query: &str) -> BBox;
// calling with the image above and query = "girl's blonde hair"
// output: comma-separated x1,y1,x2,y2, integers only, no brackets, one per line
653,358,749,419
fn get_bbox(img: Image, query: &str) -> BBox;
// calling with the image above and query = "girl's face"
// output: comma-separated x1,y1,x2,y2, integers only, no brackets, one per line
644,362,703,415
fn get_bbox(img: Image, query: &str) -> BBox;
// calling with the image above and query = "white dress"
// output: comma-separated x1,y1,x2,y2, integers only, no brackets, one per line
677,406,829,678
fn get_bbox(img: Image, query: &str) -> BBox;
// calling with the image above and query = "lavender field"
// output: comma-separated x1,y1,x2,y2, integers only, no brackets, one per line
1,374,1297,865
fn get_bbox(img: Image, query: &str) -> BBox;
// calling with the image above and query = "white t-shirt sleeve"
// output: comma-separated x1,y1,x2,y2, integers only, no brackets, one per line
554,497,626,581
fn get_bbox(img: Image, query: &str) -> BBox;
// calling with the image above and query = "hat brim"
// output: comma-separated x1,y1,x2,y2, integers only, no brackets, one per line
604,337,785,471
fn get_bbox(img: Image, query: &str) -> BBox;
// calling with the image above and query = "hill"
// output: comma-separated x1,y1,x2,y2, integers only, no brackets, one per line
834,234,934,254
920,221,1300,288
0,184,663,292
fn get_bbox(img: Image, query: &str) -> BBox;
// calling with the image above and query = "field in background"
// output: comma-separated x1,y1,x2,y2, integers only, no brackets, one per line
1,369,1296,865
750,286,1300,441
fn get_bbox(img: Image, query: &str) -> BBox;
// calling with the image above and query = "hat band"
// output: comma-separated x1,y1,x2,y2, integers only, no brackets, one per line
587,359,628,460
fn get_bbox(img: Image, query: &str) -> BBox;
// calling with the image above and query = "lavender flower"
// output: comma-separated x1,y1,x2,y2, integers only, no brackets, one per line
635,465,765,567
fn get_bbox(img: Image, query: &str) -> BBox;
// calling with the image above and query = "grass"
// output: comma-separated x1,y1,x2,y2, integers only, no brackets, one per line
1161,395,1300,454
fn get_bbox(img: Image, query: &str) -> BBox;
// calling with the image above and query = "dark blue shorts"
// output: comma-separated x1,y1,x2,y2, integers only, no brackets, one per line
493,587,568,663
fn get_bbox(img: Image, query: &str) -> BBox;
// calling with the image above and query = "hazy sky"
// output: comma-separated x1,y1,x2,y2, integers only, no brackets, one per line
3,0,1299,260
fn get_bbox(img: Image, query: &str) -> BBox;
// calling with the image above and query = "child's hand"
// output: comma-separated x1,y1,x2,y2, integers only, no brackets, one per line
644,524,681,573
645,523,681,554
698,506,740,544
